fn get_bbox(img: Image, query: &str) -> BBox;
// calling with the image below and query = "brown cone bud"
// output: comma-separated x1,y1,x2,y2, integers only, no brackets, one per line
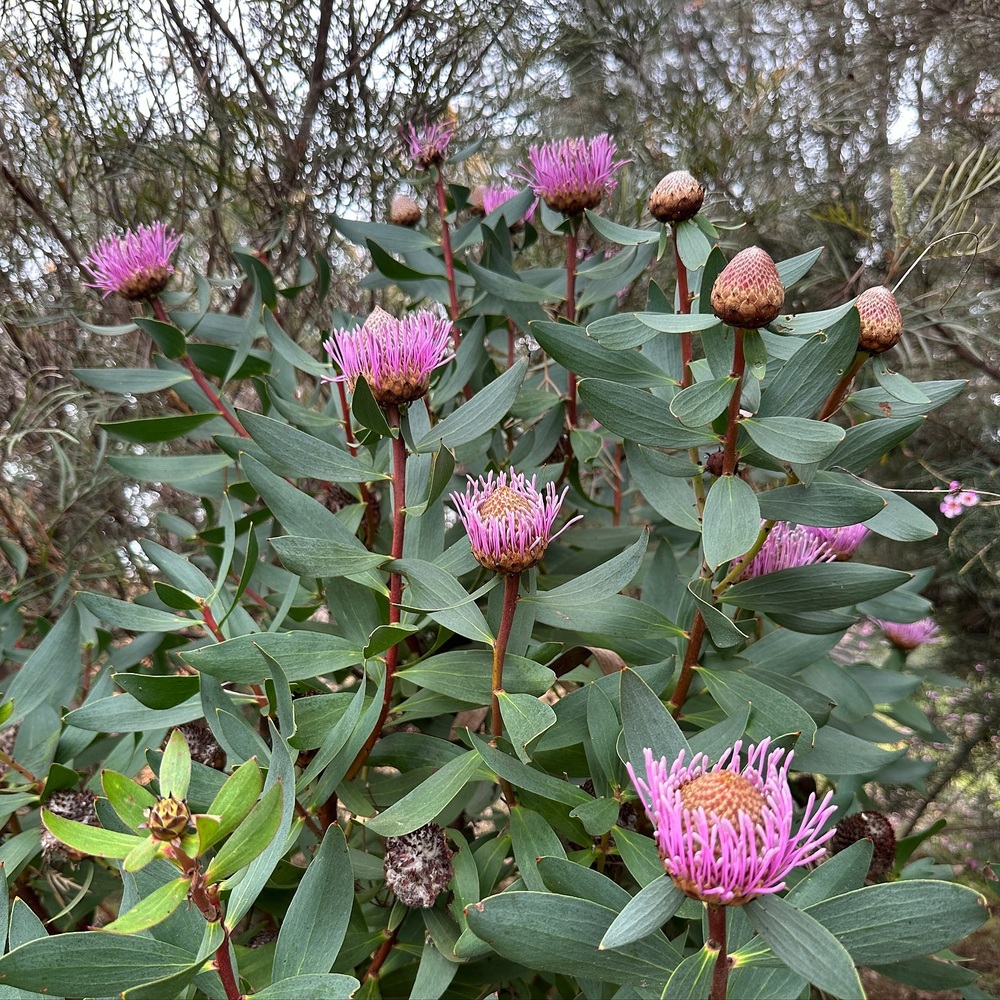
710,247,785,329
383,822,455,908
144,795,192,842
390,194,421,228
831,810,896,881
856,286,903,354
648,170,705,223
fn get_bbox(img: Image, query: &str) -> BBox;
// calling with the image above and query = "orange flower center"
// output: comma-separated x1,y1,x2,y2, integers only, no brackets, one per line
479,486,535,523
679,771,766,828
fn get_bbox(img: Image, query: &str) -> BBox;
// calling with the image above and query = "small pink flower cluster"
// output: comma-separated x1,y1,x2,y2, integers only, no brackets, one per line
939,481,979,518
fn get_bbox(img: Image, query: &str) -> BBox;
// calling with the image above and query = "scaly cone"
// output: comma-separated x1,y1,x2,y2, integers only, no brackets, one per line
648,170,705,223
856,285,903,353
710,247,785,329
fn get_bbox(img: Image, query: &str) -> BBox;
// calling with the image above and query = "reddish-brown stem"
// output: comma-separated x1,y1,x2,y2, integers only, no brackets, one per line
346,405,406,779
612,443,623,526
363,926,399,983
336,380,359,456
507,319,517,369
669,610,706,719
490,573,521,807
818,351,868,421
214,926,244,1000
150,298,249,438
294,800,324,840
0,751,39,787
673,226,694,387
708,904,729,1000
566,226,579,427
721,329,746,477
434,173,461,348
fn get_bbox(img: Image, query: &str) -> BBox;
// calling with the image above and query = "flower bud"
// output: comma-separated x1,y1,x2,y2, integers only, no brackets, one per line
144,795,192,842
710,247,785,329
648,170,705,223
390,194,421,228
831,810,896,881
856,286,903,353
383,823,455,908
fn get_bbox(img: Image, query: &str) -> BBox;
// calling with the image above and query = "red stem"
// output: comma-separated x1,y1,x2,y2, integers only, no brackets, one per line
491,573,520,807
363,926,399,983
669,610,706,718
507,319,516,369
202,602,267,706
346,405,406,779
708,904,729,1000
818,351,868,420
215,926,244,1000
434,173,461,348
721,329,746,477
673,226,694,387
565,227,579,427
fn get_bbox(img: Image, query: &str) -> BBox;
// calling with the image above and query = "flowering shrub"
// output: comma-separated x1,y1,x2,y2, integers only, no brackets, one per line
0,122,989,1000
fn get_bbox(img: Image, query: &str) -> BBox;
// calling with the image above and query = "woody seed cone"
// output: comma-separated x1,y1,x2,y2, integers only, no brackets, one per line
648,170,705,223
711,247,785,329
390,195,421,228
856,286,903,353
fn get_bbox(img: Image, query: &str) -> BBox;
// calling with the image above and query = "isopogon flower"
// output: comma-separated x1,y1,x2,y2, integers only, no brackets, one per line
737,521,836,580
804,523,870,560
84,222,182,300
481,184,536,227
517,135,630,216
451,469,581,575
628,740,836,906
323,306,452,407
872,616,941,651
402,119,455,170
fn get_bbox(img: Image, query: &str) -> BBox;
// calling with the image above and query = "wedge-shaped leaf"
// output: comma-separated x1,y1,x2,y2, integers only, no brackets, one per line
41,810,146,860
600,876,684,950
114,673,201,710
365,749,488,837
584,210,661,246
688,579,751,650
720,564,910,613
399,650,555,705
743,417,845,464
102,769,157,832
872,354,931,405
158,728,191,800
205,758,263,845
786,840,873,909
270,535,388,578
702,475,761,569
332,214,438,253
532,531,648,606
675,218,712,269
620,668,689,771
860,484,937,541
106,453,234,482
498,693,557,763
791,725,905,775
805,880,988,965
101,877,190,934
529,593,683,642
465,891,679,986
670,377,736,427
247,975,360,1000
471,732,591,807
772,299,857,336
625,442,702,531
0,932,200,995
414,358,527,452
273,825,353,981
204,782,283,881
663,947,715,999
822,417,924,473
78,592,191,632
99,413,218,443
394,558,494,644
756,478,885,527
72,367,193,394
63,693,203,732
868,956,980,991
775,247,824,288
580,380,720,448
467,259,561,302
847,379,964,419
746,894,864,999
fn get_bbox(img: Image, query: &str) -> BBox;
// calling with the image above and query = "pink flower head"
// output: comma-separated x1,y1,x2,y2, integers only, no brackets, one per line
451,469,581,575
481,184,537,226
627,740,836,907
804,523,870,560
738,521,836,580
873,616,941,651
517,135,630,216
402,119,455,170
939,483,980,518
84,223,181,300
323,306,452,407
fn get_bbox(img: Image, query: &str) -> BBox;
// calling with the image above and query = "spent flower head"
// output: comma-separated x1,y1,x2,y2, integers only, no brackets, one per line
738,521,836,580
383,822,455,909
518,135,630,216
324,306,452,407
403,119,455,170
84,223,182,300
628,740,836,906
873,616,941,651
451,468,581,575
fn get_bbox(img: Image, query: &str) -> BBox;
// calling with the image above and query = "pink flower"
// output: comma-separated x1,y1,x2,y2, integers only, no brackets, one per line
804,524,870,560
738,521,836,580
939,483,979,518
627,740,836,906
872,617,941,651
402,119,455,169
957,490,979,508
517,135,630,216
481,184,536,225
323,306,452,407
84,223,181,300
451,469,581,575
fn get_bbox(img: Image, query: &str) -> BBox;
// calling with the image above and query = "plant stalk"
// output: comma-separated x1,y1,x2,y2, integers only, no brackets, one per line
669,610,706,718
673,225,694,387
491,573,521,806
708,904,729,1000
721,328,746,476
565,224,579,427
434,172,461,349
214,927,244,1000
818,351,868,421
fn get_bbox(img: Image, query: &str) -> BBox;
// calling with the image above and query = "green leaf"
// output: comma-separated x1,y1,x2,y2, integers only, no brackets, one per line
205,758,264,845
0,933,200,995
860,484,937,541
529,593,684,644
663,947,715,998
332,214,439,253
872,354,931,404
273,825,353,980
791,725,905,775
745,894,864,999
688,579,750,649
675,219,712,269
158,728,192,800
786,840,873,909
72,367,193,394
531,531,648,606
398,650,554,705
247,975,360,1000
106,453,234,483
40,809,146,859
269,535,388,578
365,750,488,837
776,247,824,287
63,693,202,732
113,673,201,710
498,693,557,763
599,876,684,950
470,731,591,807
669,377,736,427
869,956,980,991
204,782,283,881
620,668,689,772
99,413,218,442
772,299,857,336
625,442,702,531
134,316,186,357
468,259,561,303
743,417,845,463
394,558,494,644
579,380,720,448
587,312,718,350
101,877,190,934
584,210,661,246
101,769,157,832
822,417,924,473
848,379,964,419
702,475,761,569
465,891,679,985
720,564,911,613
756,477,885,526
78,592,192,632
414,358,527,452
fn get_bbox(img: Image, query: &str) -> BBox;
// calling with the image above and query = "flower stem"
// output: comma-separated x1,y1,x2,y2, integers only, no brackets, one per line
669,610,706,719
818,350,869,421
150,298,249,438
346,404,406,780
565,224,579,427
491,573,520,807
713,519,777,597
721,328,746,476
335,379,378,547
708,904,729,1000
214,926,244,1000
673,225,694,388
434,172,461,350
363,926,399,984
